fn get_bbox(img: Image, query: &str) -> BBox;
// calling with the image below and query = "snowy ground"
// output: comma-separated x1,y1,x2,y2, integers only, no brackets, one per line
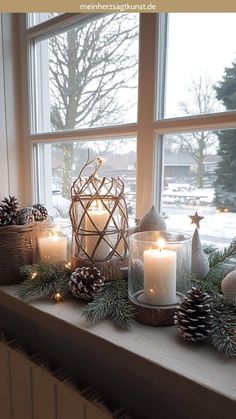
164,205,236,248
51,192,236,249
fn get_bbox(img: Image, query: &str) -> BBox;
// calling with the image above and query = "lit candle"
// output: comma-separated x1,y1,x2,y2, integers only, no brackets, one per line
85,202,110,261
38,227,67,263
143,239,176,305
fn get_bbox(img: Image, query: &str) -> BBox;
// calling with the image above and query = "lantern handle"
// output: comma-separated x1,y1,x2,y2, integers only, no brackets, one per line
70,150,105,196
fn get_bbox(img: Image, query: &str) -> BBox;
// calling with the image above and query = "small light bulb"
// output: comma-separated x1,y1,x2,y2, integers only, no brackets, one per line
53,292,63,302
65,262,71,269
96,157,106,165
31,272,37,279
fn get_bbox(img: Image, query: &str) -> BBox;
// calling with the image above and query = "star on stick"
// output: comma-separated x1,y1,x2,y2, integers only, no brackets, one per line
189,211,204,229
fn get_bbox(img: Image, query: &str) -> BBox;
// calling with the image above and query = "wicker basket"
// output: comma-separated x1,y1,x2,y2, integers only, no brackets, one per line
0,222,38,285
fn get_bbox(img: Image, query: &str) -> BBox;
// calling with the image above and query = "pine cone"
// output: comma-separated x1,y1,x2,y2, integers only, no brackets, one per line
15,208,34,225
0,195,19,224
0,211,12,226
33,204,48,220
69,267,105,301
174,287,213,342
32,207,44,222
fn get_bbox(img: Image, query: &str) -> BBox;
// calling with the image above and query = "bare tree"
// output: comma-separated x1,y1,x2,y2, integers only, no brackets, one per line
49,14,138,196
172,75,220,188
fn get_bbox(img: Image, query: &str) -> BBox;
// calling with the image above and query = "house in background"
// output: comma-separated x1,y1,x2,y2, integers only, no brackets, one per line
164,151,195,180
164,151,221,187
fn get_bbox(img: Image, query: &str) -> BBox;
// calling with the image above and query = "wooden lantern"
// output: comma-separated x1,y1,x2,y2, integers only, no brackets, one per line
70,155,129,279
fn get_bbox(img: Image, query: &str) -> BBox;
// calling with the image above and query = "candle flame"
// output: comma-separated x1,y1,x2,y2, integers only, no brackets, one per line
157,238,165,250
51,231,59,242
96,199,103,211
55,224,60,232
48,225,60,242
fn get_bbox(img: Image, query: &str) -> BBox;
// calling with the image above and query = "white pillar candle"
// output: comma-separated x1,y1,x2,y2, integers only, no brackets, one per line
38,233,67,263
85,205,110,261
143,241,176,305
165,242,183,271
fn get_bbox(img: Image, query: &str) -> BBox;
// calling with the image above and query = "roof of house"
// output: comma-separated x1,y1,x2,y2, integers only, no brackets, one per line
203,155,221,164
165,151,195,166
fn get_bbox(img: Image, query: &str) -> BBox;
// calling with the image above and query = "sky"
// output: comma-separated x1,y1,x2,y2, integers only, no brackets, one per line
166,13,236,117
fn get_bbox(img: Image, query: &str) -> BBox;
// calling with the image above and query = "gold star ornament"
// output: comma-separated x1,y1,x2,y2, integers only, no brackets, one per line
189,211,204,229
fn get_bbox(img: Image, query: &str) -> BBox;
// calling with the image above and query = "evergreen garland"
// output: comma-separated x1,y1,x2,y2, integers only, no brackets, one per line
18,261,71,300
207,239,236,268
192,239,236,357
17,262,135,329
82,280,136,329
210,296,236,357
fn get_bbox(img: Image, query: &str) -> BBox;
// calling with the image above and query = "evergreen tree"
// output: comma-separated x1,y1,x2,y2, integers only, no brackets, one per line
214,61,236,210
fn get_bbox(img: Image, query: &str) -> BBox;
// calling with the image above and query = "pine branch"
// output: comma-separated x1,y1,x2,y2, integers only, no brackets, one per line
194,266,226,295
82,280,136,329
17,261,71,300
202,243,218,255
208,239,236,268
209,295,236,357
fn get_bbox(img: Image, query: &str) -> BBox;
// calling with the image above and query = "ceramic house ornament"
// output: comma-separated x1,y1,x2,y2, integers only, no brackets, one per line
191,228,209,280
138,206,167,232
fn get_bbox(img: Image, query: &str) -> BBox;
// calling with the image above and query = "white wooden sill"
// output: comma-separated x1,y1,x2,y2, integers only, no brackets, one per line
0,285,235,419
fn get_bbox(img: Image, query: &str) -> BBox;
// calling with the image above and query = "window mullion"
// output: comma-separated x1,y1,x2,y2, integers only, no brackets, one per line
154,111,236,134
136,13,158,220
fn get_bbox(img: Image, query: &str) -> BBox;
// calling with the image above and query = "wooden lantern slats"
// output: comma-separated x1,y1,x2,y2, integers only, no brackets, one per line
70,155,129,264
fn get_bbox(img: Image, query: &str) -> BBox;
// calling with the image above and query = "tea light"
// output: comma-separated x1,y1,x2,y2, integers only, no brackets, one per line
38,227,67,263
143,239,177,305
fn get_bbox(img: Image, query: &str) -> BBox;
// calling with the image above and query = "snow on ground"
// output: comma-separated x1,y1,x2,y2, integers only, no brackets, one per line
164,206,236,248
51,193,236,249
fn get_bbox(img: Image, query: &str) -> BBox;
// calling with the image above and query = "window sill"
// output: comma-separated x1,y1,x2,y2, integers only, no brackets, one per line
0,285,235,419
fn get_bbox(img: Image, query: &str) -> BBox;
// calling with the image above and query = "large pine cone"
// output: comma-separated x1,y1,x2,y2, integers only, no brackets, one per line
174,287,213,342
15,208,34,225
0,195,19,224
69,267,105,301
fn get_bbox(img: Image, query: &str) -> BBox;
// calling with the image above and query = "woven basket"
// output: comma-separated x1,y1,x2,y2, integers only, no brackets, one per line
0,222,38,285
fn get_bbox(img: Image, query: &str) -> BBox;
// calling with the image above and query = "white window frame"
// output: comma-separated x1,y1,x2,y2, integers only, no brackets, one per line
20,12,236,220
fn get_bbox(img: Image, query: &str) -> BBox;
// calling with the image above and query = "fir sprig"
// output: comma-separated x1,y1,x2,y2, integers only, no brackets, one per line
82,280,136,329
202,243,218,255
192,239,236,356
17,261,71,300
208,239,236,268
194,266,228,295
209,296,236,357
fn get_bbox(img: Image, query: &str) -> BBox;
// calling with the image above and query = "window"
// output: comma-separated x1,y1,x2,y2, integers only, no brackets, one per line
27,13,62,27
36,138,136,223
23,13,236,245
159,13,236,246
32,14,139,133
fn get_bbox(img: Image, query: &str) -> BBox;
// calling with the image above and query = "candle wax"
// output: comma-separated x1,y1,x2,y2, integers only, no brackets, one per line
143,248,176,305
85,208,110,261
38,235,67,263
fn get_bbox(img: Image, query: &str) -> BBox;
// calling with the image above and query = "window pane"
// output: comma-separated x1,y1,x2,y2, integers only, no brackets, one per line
32,14,139,133
28,13,62,28
164,13,236,118
36,138,136,224
162,130,236,246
